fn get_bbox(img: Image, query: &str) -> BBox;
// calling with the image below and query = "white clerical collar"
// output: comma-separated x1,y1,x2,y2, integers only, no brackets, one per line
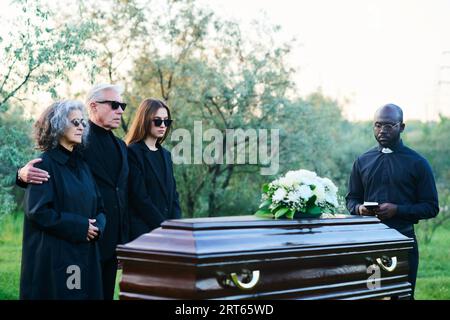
381,147,393,153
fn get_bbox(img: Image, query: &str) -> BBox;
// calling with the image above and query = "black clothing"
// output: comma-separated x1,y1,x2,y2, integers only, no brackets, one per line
346,139,439,298
17,121,129,300
20,145,106,300
403,228,419,297
81,121,129,300
101,257,118,300
83,121,129,263
148,148,166,179
89,122,122,184
128,141,182,240
346,140,439,231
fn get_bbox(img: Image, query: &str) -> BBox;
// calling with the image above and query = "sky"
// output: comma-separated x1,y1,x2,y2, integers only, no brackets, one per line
1,0,450,121
198,0,450,121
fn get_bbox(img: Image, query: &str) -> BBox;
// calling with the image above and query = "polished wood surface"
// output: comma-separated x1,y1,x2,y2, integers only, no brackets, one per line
117,215,413,300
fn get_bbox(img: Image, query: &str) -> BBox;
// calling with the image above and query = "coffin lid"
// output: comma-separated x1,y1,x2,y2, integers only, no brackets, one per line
117,215,413,259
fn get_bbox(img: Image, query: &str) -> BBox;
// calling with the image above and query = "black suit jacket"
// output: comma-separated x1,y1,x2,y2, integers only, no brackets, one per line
82,129,129,261
127,141,181,240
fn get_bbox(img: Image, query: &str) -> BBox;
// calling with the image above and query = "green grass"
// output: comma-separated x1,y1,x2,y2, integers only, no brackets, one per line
1,212,449,300
415,221,450,299
0,213,22,300
0,212,123,300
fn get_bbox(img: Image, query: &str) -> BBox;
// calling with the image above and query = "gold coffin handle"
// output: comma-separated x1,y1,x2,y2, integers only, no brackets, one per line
376,256,398,272
229,270,260,290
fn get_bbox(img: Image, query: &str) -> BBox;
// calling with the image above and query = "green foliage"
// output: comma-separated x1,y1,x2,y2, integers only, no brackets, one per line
0,0,97,110
0,212,23,299
403,118,450,244
415,220,450,299
0,107,35,217
110,0,296,217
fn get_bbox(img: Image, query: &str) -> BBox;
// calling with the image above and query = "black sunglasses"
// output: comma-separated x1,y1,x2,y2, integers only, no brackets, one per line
152,119,173,127
96,100,127,111
70,118,87,128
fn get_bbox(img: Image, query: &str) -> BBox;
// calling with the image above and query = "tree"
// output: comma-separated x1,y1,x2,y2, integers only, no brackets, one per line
408,116,450,243
0,106,35,217
0,0,97,216
124,0,296,217
64,0,150,133
0,0,97,112
80,0,354,218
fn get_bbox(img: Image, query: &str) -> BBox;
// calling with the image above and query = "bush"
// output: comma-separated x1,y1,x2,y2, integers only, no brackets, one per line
0,106,35,217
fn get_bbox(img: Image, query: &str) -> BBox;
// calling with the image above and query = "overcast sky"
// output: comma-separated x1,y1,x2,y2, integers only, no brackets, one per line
2,0,450,121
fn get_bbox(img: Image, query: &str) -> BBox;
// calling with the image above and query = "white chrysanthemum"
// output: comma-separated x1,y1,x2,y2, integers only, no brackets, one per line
287,190,301,203
322,177,338,194
313,183,326,204
285,170,303,181
277,175,298,188
326,194,339,207
299,171,320,186
297,184,313,201
269,180,279,189
272,188,287,203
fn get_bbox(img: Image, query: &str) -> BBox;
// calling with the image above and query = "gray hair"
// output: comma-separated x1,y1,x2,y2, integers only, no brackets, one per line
85,83,124,105
34,100,90,151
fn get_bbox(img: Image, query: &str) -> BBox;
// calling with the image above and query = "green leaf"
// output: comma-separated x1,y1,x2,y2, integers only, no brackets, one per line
255,210,274,219
262,183,270,193
306,195,317,206
270,204,283,213
274,207,290,219
306,206,322,215
255,208,271,215
285,209,295,219
258,199,271,209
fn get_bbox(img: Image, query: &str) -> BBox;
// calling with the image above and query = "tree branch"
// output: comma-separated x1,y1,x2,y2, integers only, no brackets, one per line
0,63,39,108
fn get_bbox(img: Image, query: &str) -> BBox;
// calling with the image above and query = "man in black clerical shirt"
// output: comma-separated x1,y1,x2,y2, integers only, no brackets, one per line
346,103,439,299
17,84,129,300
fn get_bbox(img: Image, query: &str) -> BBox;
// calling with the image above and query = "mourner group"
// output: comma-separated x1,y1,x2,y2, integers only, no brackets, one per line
16,84,439,300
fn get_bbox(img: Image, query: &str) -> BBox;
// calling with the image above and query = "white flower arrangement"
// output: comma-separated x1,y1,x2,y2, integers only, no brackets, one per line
255,169,340,219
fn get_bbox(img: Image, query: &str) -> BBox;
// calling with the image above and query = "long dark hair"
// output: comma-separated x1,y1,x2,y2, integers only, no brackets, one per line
125,98,172,146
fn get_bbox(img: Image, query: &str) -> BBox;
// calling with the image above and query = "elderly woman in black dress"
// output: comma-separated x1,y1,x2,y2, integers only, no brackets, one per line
20,100,106,299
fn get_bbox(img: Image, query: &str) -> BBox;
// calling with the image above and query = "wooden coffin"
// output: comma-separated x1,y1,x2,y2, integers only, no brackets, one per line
116,215,414,300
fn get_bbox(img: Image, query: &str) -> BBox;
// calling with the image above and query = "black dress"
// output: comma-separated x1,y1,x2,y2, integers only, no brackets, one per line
128,141,182,240
20,145,106,300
